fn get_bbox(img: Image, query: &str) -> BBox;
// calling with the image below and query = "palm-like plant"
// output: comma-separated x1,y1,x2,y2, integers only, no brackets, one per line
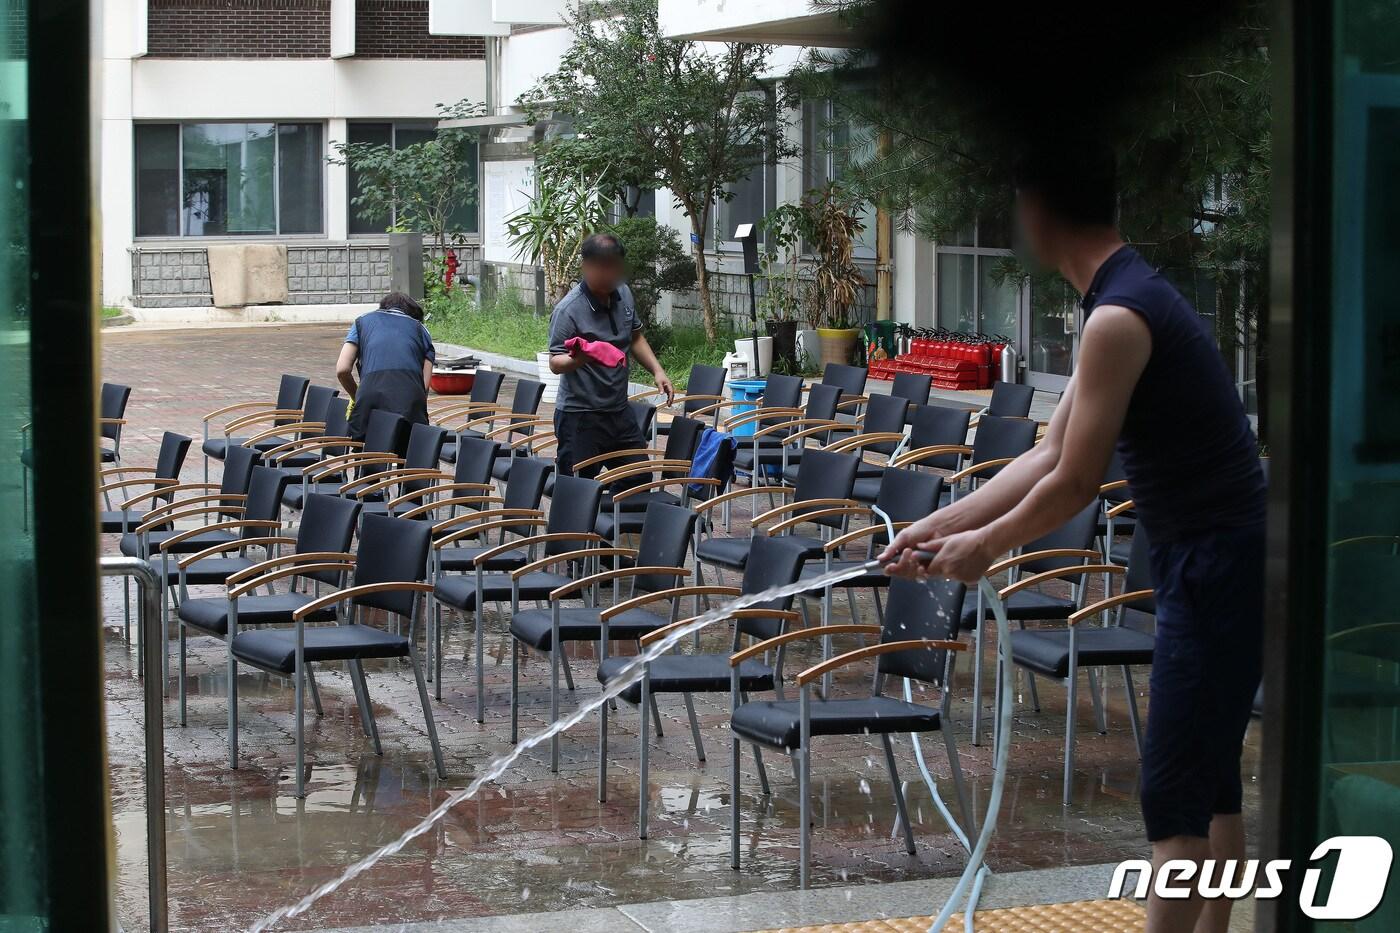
505,168,609,301
809,183,866,328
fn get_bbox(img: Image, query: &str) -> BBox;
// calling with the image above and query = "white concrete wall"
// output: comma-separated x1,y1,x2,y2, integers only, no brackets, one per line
500,25,573,105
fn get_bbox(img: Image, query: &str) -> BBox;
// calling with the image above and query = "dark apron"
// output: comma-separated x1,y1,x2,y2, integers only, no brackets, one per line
349,368,428,441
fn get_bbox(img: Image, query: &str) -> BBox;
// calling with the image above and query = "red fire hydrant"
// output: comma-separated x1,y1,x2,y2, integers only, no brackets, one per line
444,249,459,290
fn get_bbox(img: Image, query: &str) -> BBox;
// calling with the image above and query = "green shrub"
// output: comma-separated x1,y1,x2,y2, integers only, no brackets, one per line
425,287,550,361
608,216,695,328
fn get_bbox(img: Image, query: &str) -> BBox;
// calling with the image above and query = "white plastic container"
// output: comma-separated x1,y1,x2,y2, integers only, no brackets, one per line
536,351,560,403
733,336,773,377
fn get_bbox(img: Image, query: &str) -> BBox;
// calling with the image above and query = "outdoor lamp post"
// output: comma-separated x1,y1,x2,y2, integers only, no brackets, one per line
735,223,761,374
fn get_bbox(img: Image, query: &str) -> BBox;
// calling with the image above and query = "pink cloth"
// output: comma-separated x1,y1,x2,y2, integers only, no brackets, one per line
564,336,626,368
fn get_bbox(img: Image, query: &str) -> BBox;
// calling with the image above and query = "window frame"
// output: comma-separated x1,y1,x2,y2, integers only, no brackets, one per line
132,120,328,240
345,120,481,239
934,221,1021,334
715,86,779,251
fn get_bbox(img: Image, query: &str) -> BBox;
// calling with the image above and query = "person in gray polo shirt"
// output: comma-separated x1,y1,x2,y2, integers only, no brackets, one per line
547,232,673,479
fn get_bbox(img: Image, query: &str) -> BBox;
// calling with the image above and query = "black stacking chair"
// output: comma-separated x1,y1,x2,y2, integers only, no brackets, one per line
200,373,309,482
820,362,869,414
281,409,408,511
386,435,502,519
441,377,545,464
433,474,605,721
646,363,727,441
1008,527,1154,803
120,442,261,562
729,575,970,887
234,384,339,459
176,493,362,753
694,447,860,579
921,414,1037,505
583,415,708,540
783,392,909,491
230,513,444,797
691,372,805,436
979,380,1035,420
1097,452,1136,563
864,404,971,502
890,371,932,408
262,395,352,473
510,501,699,771
27,381,131,519
737,382,841,488
99,431,192,534
429,369,506,424
598,533,808,836
344,422,450,516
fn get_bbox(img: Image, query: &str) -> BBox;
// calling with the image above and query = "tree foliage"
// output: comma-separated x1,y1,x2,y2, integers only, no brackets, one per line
504,166,609,301
521,0,792,339
607,215,695,328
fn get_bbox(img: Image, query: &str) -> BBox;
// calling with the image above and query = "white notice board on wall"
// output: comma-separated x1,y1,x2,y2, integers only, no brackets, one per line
483,159,536,264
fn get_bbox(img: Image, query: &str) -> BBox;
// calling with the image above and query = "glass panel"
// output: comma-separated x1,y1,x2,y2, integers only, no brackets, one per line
719,163,766,244
1028,284,1074,376
978,258,1019,337
134,123,179,237
445,136,479,235
276,123,323,235
348,122,392,234
801,99,828,193
936,252,975,331
393,125,434,149
0,9,45,924
181,122,276,235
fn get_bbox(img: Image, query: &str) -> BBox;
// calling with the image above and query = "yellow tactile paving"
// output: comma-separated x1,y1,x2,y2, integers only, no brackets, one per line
754,898,1147,932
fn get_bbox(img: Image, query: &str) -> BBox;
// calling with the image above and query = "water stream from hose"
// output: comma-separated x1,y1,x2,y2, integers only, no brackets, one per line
248,559,885,931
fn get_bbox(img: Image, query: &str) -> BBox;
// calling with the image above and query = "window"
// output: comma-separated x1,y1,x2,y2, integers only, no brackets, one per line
935,220,1022,338
347,122,480,236
801,98,876,256
133,122,324,237
716,90,777,247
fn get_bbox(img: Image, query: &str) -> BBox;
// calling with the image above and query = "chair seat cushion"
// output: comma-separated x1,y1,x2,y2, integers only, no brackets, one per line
799,560,888,590
959,589,1075,628
1096,515,1136,538
1009,627,1156,678
602,489,682,514
100,509,150,534
599,654,774,703
696,535,754,569
491,458,514,482
510,607,667,650
204,436,286,460
855,461,889,479
232,624,409,673
168,556,256,586
437,545,528,573
282,482,345,509
120,528,237,557
434,571,573,610
731,695,941,749
101,447,118,463
851,476,882,504
179,592,334,635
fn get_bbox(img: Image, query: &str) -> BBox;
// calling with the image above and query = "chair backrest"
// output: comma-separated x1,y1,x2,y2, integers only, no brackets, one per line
878,576,966,687
987,381,1034,418
737,535,809,640
352,513,432,617
890,372,932,407
470,370,505,404
362,409,409,456
154,432,192,494
874,467,943,527
544,474,603,555
685,364,726,414
761,373,804,410
100,382,132,442
859,393,910,456
402,423,448,494
453,437,500,487
1021,502,1101,574
503,455,551,511
301,385,339,427
633,502,699,593
511,379,546,417
221,445,260,509
241,465,292,534
909,405,972,471
274,374,311,426
821,363,868,400
969,414,1037,479
791,447,859,530
630,400,657,437
1123,527,1155,614
805,382,841,423
663,415,705,462
296,494,363,584
322,396,351,441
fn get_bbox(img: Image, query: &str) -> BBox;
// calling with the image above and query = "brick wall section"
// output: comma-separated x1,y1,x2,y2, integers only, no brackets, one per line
147,0,331,59
354,1,485,59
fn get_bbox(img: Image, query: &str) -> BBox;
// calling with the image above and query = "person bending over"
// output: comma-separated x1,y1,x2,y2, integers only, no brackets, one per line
882,147,1265,933
547,232,673,479
335,291,435,441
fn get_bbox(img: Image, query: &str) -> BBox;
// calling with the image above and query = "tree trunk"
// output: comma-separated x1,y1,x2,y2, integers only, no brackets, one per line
690,220,715,340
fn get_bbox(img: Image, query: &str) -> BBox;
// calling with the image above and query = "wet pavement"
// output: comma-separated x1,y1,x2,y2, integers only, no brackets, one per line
101,325,1262,932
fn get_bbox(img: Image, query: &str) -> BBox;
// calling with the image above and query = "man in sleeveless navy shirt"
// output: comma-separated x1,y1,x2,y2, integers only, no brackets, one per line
884,148,1265,933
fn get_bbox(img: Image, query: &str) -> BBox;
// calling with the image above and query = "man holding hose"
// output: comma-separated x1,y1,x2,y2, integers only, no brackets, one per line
882,147,1265,933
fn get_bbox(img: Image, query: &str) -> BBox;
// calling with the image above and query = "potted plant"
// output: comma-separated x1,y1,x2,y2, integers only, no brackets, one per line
759,203,815,370
808,184,866,366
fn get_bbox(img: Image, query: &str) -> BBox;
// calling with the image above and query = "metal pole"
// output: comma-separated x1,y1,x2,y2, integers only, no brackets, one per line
747,273,761,375
100,556,168,933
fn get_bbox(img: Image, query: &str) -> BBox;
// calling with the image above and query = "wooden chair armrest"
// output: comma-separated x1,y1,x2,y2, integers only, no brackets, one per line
224,409,304,435
1068,589,1156,624
595,461,692,484
244,421,323,446
796,638,966,686
776,422,857,445
342,470,451,498
998,564,1124,599
204,400,277,422
432,516,546,548
835,395,869,411
572,448,669,472
948,457,1018,483
751,418,843,440
136,495,243,527
385,483,497,510
431,507,541,534
550,566,689,601
309,454,404,479
720,407,806,430
823,433,906,454
484,417,552,439
986,548,1102,577
753,498,863,526
825,521,911,553
639,609,801,647
1106,499,1135,519
694,486,795,515
730,624,880,666
158,519,280,551
98,418,128,427
601,585,742,621
265,437,360,460
101,477,178,496
178,535,295,569
891,445,973,468
101,466,157,478
511,546,636,579
1099,479,1130,494
479,532,601,564
433,402,507,423
225,551,357,586
629,387,664,402
610,476,720,502
228,562,356,599
509,431,557,449
292,582,434,620
766,506,871,536
666,393,726,409
118,482,223,511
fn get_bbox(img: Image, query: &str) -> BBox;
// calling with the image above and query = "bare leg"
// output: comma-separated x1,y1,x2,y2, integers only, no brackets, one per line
1195,813,1245,933
1146,834,1210,933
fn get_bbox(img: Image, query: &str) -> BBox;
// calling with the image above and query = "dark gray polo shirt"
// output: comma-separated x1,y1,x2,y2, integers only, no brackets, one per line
547,281,640,412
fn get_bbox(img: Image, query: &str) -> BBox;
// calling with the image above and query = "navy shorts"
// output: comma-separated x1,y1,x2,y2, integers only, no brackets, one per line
1140,521,1264,842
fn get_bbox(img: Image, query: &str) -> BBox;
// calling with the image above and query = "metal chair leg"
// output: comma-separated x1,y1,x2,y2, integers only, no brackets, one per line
1122,665,1145,758
597,680,609,802
683,693,706,762
350,660,380,753
730,730,742,869
475,607,486,722
178,624,188,727
1087,666,1107,734
798,688,812,889
410,643,446,779
649,692,664,738
971,617,985,746
295,661,307,798
550,640,561,773
306,665,324,718
1063,667,1078,806
560,646,576,692
881,734,917,855
227,634,239,768
510,638,519,744
639,667,651,839
942,726,976,839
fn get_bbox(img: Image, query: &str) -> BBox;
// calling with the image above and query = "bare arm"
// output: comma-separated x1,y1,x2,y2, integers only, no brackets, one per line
336,344,359,399
549,351,586,375
886,306,1151,582
629,330,674,404
422,358,433,393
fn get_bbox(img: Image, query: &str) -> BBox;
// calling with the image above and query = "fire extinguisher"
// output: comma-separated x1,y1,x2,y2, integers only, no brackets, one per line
444,249,459,290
